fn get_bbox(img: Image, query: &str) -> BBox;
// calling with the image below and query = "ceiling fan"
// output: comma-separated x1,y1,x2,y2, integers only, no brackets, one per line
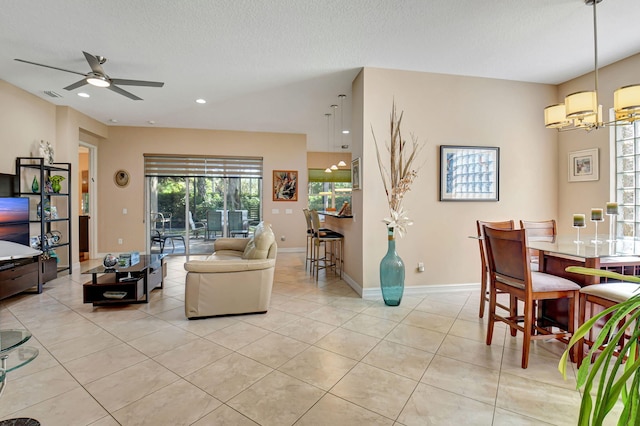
14,51,164,100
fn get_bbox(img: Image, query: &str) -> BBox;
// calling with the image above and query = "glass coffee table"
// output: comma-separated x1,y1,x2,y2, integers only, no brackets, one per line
0,329,40,425
82,254,166,306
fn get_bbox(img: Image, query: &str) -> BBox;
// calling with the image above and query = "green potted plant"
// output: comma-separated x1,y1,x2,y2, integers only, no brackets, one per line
558,266,640,425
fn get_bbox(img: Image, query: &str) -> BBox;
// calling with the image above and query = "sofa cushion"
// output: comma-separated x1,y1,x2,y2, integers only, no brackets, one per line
242,222,275,260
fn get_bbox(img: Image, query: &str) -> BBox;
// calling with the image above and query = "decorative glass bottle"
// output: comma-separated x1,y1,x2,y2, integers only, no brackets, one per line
31,176,39,193
380,227,405,306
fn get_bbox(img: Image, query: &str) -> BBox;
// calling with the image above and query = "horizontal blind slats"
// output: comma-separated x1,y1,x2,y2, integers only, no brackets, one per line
144,155,263,178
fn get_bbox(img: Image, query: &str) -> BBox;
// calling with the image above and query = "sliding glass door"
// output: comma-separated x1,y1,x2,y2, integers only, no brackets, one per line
145,155,263,257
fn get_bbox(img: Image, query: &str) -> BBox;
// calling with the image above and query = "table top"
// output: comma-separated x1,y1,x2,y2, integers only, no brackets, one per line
0,330,31,353
82,254,165,275
528,235,640,259
0,330,39,374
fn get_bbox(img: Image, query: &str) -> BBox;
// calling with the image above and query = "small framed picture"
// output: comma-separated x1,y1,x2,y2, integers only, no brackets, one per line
439,145,499,201
351,157,361,190
273,170,298,201
568,148,599,182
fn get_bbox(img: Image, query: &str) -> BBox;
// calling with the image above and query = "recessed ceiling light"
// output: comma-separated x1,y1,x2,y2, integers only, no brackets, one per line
148,120,156,125
195,98,207,104
109,119,118,123
78,92,90,98
342,130,350,134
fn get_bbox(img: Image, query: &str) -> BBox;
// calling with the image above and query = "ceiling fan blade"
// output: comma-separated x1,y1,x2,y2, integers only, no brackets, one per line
111,78,164,87
14,58,87,77
82,51,105,74
108,84,142,100
63,79,88,91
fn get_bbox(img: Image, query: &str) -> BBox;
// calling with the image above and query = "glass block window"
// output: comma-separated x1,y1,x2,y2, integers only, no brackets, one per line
615,121,640,239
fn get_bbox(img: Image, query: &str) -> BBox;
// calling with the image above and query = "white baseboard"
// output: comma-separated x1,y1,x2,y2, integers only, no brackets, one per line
361,282,480,300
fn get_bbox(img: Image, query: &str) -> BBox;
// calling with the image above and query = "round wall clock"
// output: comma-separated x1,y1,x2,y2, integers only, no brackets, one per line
114,169,130,187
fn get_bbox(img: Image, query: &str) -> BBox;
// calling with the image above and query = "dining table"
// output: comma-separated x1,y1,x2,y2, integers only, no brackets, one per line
528,234,640,329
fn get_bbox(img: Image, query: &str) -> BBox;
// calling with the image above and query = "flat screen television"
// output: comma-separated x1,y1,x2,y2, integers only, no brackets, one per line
0,197,30,247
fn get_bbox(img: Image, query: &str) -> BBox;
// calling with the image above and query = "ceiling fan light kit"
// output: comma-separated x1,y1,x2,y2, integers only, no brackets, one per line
544,0,640,131
14,51,164,100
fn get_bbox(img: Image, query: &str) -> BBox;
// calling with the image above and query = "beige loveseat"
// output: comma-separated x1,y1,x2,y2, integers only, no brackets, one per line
183,222,277,319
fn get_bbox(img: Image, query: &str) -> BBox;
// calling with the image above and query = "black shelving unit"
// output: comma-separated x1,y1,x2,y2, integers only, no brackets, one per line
16,157,72,277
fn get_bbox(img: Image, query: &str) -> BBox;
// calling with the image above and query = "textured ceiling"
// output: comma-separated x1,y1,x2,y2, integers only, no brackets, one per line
1,0,640,151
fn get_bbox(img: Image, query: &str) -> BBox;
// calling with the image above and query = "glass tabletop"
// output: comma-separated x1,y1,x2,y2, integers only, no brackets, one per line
2,346,39,373
82,254,165,275
528,235,640,259
0,330,32,353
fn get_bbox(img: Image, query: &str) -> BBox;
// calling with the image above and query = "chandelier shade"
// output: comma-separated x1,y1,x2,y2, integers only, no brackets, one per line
544,104,570,129
614,84,640,122
565,91,598,119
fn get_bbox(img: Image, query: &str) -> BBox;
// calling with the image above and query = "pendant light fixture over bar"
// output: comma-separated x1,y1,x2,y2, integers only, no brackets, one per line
544,0,640,131
338,94,348,167
324,113,332,173
329,104,339,170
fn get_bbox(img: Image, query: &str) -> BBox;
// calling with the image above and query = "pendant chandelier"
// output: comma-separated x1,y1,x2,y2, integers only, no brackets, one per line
544,0,640,131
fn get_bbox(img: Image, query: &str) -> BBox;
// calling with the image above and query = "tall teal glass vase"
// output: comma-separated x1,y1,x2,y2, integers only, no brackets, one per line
380,227,405,306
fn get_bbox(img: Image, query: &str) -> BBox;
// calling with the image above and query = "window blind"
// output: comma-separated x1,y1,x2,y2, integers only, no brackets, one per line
308,168,351,183
144,155,263,178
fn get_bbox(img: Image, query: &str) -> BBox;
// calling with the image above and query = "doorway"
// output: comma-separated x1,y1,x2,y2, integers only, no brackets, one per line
78,143,97,261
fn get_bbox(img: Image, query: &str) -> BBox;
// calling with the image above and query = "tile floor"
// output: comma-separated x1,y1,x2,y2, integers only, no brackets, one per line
0,252,605,425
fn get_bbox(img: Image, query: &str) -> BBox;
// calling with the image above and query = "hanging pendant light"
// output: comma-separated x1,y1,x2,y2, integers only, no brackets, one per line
324,112,332,173
338,94,348,166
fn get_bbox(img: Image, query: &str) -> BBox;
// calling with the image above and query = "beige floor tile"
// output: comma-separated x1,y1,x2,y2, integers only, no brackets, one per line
46,328,123,363
341,313,399,338
329,296,373,313
85,359,180,412
500,345,578,391
102,315,173,342
303,305,358,326
296,393,394,425
492,408,555,425
192,405,259,425
112,379,221,426
448,317,506,346
87,416,121,426
152,337,232,376
240,308,302,331
384,323,446,353
276,316,336,344
5,387,107,426
315,327,380,360
436,334,503,370
136,295,184,315
204,321,271,351
414,298,464,318
274,298,326,315
401,310,455,334
127,325,199,357
278,346,357,390
228,370,324,426
0,365,80,417
361,303,412,322
64,343,147,384
238,333,309,368
421,355,499,405
398,382,494,426
362,340,434,381
496,372,581,425
185,353,273,402
331,363,417,419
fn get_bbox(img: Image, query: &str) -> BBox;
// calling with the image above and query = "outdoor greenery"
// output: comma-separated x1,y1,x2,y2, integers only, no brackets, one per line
155,176,261,229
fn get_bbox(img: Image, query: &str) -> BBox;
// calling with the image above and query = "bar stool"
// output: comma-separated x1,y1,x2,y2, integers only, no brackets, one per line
302,209,314,272
310,210,344,281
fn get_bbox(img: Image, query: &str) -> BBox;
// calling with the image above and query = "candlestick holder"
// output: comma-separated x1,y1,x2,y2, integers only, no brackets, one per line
591,218,604,244
607,213,617,242
573,225,585,244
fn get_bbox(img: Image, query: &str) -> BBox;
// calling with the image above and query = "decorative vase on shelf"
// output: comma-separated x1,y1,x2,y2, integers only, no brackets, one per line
31,176,39,193
380,227,405,306
49,175,65,193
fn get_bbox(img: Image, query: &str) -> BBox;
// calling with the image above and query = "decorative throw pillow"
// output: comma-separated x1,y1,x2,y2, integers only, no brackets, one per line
242,223,275,259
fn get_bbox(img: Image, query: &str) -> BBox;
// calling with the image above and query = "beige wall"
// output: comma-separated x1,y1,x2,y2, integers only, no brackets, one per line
306,151,352,169
355,68,559,290
557,53,640,234
99,127,307,253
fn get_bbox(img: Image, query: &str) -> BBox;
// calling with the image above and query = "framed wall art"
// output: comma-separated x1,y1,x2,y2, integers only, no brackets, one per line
351,157,361,190
439,145,500,201
273,170,298,201
568,148,599,182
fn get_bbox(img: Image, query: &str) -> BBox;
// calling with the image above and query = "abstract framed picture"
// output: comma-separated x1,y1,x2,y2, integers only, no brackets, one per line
351,157,361,190
273,170,298,201
568,148,599,182
439,145,500,201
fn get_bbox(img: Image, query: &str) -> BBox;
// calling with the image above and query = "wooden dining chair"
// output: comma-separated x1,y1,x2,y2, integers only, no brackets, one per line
476,220,515,318
520,219,557,271
576,282,639,367
484,226,580,368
